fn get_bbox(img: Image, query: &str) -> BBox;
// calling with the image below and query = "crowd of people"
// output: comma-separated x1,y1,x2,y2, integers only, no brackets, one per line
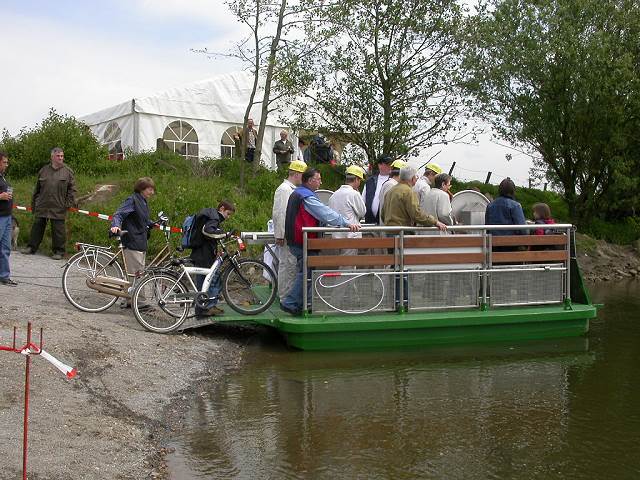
0,142,556,324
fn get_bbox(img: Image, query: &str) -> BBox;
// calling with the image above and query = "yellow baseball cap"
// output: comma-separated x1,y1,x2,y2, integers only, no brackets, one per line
345,165,365,179
288,160,308,173
391,159,407,169
424,162,442,174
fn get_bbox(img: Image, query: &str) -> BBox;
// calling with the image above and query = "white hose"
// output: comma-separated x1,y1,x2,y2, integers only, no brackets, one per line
314,272,386,314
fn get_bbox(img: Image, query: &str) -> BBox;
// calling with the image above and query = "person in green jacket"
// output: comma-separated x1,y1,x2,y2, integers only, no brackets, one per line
382,165,447,231
21,147,77,260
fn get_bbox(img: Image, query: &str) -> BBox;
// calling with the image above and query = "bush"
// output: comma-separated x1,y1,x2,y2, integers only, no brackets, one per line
1,109,110,178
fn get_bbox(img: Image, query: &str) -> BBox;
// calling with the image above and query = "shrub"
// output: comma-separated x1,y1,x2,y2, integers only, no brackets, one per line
0,109,109,178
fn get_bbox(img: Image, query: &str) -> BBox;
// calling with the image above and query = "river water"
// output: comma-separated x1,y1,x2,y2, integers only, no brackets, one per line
168,281,640,479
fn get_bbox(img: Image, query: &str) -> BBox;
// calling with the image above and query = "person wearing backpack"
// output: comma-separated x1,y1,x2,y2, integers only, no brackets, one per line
189,200,236,317
110,177,157,308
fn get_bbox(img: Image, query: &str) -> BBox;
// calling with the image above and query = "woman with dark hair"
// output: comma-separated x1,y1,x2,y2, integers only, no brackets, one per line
110,177,157,307
484,177,526,236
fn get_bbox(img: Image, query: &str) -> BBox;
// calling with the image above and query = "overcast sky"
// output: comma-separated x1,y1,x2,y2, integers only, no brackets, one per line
0,0,534,185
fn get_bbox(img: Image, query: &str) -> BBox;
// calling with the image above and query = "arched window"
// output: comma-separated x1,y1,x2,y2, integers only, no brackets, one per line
162,120,199,161
221,125,242,158
104,121,123,160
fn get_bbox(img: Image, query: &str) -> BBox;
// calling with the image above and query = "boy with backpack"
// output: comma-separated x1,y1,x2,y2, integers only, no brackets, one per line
183,200,236,317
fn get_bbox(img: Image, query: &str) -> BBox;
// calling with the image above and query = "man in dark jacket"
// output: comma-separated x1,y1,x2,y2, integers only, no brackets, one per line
361,155,393,224
22,147,77,260
190,200,236,317
273,130,294,168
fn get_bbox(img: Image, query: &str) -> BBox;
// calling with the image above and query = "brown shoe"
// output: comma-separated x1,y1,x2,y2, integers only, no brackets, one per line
205,306,225,316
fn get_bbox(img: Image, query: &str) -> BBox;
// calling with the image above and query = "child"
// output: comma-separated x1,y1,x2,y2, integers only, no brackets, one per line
532,203,556,235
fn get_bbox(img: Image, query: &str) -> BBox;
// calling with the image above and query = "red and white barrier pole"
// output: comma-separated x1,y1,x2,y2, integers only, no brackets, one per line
1,323,77,479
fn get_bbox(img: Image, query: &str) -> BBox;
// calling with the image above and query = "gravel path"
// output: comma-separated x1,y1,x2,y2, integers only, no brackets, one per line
0,252,246,479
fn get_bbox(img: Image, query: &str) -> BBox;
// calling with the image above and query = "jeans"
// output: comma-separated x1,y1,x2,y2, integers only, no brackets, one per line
195,272,221,311
0,215,11,280
281,245,315,312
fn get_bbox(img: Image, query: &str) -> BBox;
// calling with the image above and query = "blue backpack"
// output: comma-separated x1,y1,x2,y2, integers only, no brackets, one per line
181,213,198,249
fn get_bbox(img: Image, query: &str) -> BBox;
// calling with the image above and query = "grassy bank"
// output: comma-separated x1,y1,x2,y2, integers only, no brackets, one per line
9,152,639,255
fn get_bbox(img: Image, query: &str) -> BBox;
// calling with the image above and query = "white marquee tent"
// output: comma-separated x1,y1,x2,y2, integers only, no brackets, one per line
79,71,291,168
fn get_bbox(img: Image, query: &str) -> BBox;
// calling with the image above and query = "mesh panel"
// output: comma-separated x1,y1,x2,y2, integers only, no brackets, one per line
407,271,480,310
490,265,564,306
312,270,395,314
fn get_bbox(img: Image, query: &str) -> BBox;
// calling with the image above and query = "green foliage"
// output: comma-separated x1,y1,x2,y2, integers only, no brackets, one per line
0,109,110,178
463,0,640,227
582,217,640,245
279,0,471,163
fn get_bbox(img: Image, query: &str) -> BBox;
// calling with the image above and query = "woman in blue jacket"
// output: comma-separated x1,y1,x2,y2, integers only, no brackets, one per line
485,177,526,236
110,177,156,307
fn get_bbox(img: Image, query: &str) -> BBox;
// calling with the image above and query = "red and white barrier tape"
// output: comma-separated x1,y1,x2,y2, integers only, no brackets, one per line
21,345,77,379
13,204,183,233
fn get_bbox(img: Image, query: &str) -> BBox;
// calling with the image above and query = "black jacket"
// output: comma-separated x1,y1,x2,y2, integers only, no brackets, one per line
0,173,12,217
364,174,379,224
190,208,225,268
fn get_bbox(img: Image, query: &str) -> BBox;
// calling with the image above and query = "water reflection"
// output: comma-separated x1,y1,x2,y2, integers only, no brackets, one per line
169,281,640,479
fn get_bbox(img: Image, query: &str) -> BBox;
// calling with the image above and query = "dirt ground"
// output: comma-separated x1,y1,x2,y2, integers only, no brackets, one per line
0,252,248,480
576,233,640,282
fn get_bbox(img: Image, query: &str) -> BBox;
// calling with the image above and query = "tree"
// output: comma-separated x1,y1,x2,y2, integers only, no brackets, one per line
279,0,472,165
464,0,640,226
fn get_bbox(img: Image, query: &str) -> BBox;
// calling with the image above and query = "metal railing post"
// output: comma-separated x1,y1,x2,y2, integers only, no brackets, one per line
399,230,405,313
565,226,572,309
481,229,488,311
303,231,308,313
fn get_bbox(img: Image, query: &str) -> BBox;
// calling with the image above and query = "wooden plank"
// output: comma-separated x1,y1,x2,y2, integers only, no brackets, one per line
307,255,395,268
404,253,485,265
404,236,484,248
492,234,567,247
493,250,568,263
307,237,394,250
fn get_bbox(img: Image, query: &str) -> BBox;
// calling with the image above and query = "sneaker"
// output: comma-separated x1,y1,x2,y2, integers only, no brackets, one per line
21,247,35,255
51,253,64,260
0,278,18,286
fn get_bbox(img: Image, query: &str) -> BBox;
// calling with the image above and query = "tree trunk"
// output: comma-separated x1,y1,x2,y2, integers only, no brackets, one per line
255,0,287,172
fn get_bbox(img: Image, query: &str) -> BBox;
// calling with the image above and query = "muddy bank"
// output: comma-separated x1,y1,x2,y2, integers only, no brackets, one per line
0,253,250,479
576,233,640,282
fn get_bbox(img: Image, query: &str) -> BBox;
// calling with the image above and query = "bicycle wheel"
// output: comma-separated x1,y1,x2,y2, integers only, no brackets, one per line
62,251,125,312
222,259,277,315
132,273,189,333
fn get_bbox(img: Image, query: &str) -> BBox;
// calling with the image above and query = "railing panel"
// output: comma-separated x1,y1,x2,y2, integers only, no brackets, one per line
492,250,568,263
307,237,394,250
407,271,480,310
404,236,484,248
490,265,564,306
311,270,396,314
491,234,567,246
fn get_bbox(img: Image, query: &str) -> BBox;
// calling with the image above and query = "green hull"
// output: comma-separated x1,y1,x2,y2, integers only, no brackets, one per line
202,302,595,351
275,304,595,351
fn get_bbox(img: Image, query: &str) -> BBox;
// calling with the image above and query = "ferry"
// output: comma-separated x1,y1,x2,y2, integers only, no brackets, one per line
181,222,597,351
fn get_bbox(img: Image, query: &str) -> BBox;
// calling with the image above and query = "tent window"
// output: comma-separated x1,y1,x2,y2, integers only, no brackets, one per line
162,120,199,161
221,125,242,158
104,121,123,160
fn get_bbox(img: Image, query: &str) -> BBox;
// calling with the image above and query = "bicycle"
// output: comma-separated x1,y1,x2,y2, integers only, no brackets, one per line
61,212,173,313
131,232,277,333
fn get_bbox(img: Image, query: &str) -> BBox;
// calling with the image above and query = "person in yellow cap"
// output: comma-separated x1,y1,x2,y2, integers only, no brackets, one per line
328,165,366,256
272,159,307,299
413,161,443,214
378,159,407,225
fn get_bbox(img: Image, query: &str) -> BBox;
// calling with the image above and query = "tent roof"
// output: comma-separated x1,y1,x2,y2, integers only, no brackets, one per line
79,71,287,127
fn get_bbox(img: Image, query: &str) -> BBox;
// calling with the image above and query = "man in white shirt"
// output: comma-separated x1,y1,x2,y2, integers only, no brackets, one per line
328,165,366,256
272,160,307,298
378,159,407,225
361,155,393,224
423,173,455,229
414,162,442,213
